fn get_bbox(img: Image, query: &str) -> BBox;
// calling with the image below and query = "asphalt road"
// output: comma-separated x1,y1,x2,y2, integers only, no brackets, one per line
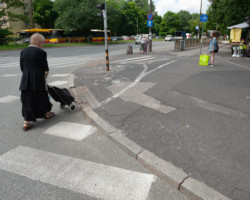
0,41,192,200
73,43,250,200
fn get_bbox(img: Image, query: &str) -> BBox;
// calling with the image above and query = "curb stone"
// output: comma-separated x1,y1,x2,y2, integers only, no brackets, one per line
69,58,232,200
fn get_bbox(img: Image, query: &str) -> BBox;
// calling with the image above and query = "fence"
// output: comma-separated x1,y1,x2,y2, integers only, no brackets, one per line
0,37,90,46
175,38,210,51
0,38,19,45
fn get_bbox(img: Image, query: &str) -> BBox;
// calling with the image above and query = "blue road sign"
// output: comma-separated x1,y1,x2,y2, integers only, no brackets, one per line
147,20,153,27
200,14,208,22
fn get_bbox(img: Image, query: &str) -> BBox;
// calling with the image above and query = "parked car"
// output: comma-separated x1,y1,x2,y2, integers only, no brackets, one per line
111,36,123,41
135,36,142,45
165,35,173,41
111,36,118,41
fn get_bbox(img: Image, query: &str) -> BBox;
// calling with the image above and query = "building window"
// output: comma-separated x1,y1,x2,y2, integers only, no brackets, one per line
0,20,7,26
24,3,28,10
24,12,29,17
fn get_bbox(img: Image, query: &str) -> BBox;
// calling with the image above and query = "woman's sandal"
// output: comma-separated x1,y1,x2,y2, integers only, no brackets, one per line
44,112,55,119
22,122,34,131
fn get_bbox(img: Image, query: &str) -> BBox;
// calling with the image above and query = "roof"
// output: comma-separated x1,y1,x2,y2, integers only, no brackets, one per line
227,22,249,29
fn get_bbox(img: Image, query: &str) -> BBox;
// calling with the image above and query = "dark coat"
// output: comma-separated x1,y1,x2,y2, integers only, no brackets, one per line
19,46,49,91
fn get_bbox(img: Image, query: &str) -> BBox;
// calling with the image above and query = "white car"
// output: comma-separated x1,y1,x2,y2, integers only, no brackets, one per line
165,35,173,41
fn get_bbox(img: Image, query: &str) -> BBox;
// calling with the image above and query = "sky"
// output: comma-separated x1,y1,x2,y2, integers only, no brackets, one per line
154,0,211,16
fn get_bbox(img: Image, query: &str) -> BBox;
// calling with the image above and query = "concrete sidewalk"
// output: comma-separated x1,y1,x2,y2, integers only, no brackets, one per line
70,42,249,200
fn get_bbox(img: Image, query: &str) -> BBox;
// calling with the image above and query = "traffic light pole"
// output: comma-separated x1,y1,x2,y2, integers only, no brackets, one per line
96,1,109,71
103,0,109,71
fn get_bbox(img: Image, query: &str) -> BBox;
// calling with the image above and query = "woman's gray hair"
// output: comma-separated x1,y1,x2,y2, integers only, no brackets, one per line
30,33,45,45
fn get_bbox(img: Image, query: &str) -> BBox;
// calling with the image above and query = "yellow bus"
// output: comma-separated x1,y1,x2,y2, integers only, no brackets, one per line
17,28,111,44
90,29,111,42
17,28,63,43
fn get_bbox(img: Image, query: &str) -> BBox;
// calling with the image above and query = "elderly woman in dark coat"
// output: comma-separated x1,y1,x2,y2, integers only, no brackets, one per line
19,33,55,131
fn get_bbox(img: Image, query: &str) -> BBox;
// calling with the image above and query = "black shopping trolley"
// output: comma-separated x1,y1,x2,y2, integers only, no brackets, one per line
47,85,77,111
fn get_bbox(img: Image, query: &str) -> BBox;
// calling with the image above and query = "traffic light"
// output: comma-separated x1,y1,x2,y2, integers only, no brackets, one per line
96,3,105,17
96,3,105,10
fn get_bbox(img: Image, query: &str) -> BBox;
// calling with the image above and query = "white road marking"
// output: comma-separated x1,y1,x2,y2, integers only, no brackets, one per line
0,56,102,69
51,74,70,77
120,57,156,64
44,122,96,141
111,56,153,63
0,95,19,103
1,74,20,77
99,60,176,107
107,82,176,114
48,81,68,86
0,146,155,200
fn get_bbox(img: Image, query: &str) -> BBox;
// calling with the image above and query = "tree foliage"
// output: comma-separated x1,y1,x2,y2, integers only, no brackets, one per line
207,0,250,35
53,0,101,35
32,0,58,28
159,11,180,36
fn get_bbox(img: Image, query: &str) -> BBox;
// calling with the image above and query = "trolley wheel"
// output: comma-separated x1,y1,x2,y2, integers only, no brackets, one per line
60,104,66,109
69,102,77,111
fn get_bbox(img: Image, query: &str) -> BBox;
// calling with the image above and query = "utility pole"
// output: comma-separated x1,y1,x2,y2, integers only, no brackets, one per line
148,0,152,52
198,0,202,38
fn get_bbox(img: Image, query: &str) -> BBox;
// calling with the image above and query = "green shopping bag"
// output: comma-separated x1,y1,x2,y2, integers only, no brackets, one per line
199,54,210,66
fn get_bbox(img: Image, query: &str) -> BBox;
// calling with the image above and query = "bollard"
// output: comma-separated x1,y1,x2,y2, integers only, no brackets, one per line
126,45,133,54
180,40,185,51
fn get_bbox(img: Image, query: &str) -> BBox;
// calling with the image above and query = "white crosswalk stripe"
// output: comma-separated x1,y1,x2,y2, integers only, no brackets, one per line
44,121,96,141
0,95,19,103
111,56,156,64
0,146,155,200
0,55,103,69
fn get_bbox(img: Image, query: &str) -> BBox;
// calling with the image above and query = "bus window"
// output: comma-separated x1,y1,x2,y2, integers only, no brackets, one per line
174,31,186,39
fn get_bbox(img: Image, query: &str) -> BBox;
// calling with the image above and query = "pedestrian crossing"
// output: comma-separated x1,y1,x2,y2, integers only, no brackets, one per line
0,146,155,200
0,55,103,69
0,54,157,200
111,56,156,64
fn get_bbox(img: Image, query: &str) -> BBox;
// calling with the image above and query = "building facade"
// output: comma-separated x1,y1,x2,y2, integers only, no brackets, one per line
0,0,39,36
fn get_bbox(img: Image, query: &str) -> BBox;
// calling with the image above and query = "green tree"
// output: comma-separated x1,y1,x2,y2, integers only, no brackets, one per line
159,11,180,36
120,2,147,35
207,0,250,35
53,0,100,35
152,14,162,36
32,0,58,28
177,10,191,32
0,0,28,38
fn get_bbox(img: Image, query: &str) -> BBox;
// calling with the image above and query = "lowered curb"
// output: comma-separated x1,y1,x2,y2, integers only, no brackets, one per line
69,60,231,200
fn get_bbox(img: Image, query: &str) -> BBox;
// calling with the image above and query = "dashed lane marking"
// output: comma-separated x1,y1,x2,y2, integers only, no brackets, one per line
44,122,96,141
0,146,155,200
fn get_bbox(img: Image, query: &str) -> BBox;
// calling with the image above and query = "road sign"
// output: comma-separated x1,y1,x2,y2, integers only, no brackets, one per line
200,14,208,22
147,20,153,27
147,13,153,20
